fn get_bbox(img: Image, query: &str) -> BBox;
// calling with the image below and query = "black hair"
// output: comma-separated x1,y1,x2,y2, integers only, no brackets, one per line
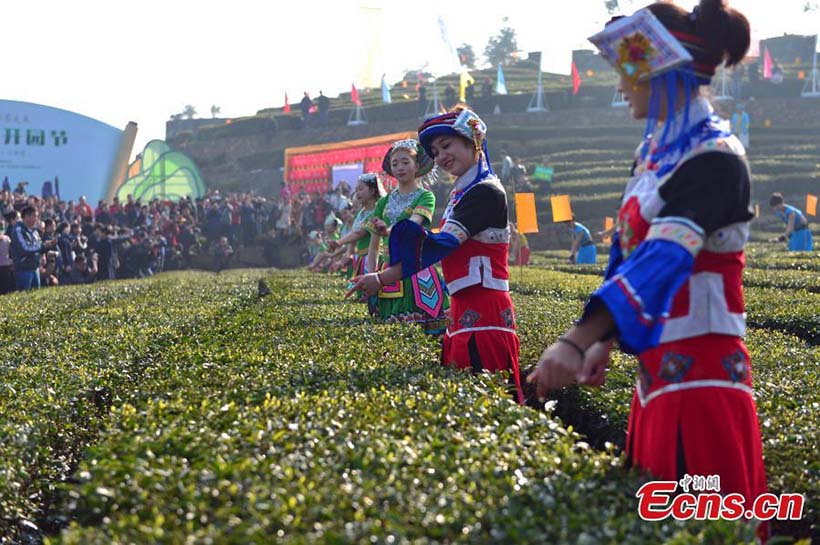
769,192,784,207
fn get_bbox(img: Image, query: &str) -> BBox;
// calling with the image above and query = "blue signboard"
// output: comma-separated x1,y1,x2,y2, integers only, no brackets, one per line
0,99,124,202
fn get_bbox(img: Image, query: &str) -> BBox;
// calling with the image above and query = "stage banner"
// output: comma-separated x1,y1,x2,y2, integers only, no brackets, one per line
0,99,124,202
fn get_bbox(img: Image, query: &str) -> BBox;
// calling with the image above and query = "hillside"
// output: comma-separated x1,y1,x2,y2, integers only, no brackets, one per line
171,95,819,250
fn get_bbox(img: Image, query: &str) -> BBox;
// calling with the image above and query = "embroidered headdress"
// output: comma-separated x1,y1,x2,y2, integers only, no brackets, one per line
417,108,493,188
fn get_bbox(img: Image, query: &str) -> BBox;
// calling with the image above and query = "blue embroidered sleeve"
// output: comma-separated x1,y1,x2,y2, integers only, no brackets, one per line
389,219,460,278
581,218,704,355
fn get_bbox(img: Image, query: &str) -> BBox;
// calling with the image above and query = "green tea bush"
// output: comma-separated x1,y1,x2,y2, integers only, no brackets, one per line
0,256,814,543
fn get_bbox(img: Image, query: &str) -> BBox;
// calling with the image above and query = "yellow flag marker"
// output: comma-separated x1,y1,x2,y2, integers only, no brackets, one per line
754,204,760,218
459,71,475,102
807,194,818,216
603,216,615,243
550,194,573,223
515,193,539,234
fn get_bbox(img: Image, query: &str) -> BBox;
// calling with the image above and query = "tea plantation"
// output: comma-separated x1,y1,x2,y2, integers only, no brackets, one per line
0,245,816,544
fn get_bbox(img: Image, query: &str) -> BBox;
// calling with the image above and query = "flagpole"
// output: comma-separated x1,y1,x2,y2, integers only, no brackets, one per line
527,52,548,113
425,79,441,118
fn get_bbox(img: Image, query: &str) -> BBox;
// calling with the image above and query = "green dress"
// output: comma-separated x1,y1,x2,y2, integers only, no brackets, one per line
348,207,375,277
371,188,449,333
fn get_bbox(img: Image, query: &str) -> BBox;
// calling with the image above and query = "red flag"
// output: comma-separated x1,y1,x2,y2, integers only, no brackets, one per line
763,47,773,79
284,93,291,113
351,83,362,106
571,61,582,95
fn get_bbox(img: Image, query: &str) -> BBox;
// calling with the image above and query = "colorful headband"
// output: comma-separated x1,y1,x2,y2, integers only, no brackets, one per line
381,138,434,179
390,139,418,152
588,8,693,85
418,109,487,157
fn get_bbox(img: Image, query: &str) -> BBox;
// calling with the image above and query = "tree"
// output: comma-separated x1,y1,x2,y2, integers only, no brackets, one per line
182,105,197,120
484,19,518,67
210,105,221,118
604,0,620,14
804,2,818,11
457,43,477,69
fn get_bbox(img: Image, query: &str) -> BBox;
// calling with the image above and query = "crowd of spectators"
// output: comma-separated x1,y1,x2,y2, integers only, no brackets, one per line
0,186,279,293
273,181,355,240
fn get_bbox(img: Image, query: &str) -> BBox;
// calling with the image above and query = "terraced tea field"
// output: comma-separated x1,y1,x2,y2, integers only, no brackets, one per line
1,245,816,543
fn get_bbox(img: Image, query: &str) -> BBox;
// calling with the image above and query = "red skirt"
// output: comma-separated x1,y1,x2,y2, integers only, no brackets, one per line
441,284,523,403
627,334,768,539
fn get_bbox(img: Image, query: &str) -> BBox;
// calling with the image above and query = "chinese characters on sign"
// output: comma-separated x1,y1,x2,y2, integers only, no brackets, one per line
3,128,68,147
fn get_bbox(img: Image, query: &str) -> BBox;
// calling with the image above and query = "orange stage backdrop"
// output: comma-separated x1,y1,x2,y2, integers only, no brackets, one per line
284,132,415,195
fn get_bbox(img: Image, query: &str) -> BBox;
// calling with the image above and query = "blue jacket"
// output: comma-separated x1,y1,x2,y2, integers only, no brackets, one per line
10,222,44,271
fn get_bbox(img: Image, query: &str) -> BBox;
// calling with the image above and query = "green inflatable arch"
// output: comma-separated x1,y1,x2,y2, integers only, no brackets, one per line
116,140,207,202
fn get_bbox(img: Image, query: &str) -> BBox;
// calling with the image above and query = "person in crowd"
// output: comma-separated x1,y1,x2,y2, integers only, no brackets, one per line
300,92,313,125
10,206,58,290
275,197,292,236
569,217,597,264
66,254,98,285
481,78,493,99
95,225,116,281
96,200,112,225
418,83,427,103
465,80,475,103
527,2,768,541
0,218,14,294
56,222,74,275
40,251,61,287
41,218,57,244
290,192,308,237
212,235,234,273
349,108,521,399
359,138,450,335
75,196,93,221
4,211,19,238
770,192,812,251
240,197,258,246
316,91,330,124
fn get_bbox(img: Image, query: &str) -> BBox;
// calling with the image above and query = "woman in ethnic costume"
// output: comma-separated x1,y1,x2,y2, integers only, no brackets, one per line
364,139,449,334
349,107,523,403
528,1,768,540
327,173,386,277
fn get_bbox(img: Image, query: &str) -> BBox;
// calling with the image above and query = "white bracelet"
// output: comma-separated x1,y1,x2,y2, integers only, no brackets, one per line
374,272,383,286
